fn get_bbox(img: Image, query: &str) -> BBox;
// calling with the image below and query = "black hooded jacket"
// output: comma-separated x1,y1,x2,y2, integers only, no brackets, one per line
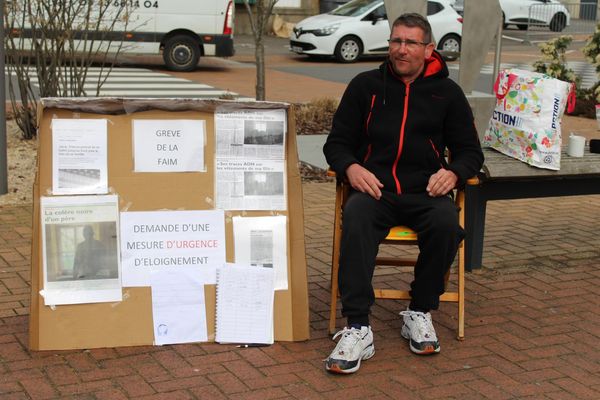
323,51,484,194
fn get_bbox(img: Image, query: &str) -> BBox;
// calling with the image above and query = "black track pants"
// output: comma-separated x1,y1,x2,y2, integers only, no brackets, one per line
339,190,464,326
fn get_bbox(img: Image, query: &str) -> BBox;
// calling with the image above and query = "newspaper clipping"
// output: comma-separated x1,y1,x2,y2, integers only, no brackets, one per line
215,109,287,210
216,109,286,159
51,119,108,195
233,216,288,290
41,195,122,305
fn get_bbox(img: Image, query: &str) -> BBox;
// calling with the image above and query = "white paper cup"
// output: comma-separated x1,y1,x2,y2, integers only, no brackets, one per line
567,134,586,157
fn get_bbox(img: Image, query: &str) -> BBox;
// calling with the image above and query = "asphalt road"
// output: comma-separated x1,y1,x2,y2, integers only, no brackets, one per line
232,27,591,94
5,25,593,100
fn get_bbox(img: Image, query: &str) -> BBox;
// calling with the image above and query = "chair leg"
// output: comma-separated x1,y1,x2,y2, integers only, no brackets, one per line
457,242,465,341
329,261,339,336
329,185,344,336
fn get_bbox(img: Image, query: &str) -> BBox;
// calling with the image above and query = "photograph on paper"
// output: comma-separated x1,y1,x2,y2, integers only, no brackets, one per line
250,230,273,267
120,210,226,287
215,159,286,210
244,171,284,196
132,119,206,173
51,118,108,195
215,109,286,159
233,216,288,290
41,195,122,305
243,120,284,145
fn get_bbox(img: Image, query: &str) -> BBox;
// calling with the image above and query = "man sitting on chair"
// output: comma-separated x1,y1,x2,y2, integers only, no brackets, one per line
323,13,484,374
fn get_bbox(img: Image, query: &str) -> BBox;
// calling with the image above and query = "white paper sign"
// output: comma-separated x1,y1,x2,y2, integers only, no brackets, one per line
52,119,108,195
151,268,211,345
41,195,122,305
133,119,205,172
233,216,288,290
120,210,225,286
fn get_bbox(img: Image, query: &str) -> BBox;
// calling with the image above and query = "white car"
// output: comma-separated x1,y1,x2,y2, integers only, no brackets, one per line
290,0,463,63
500,0,570,32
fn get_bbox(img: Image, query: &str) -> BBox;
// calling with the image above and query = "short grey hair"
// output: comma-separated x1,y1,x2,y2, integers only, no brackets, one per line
391,13,432,43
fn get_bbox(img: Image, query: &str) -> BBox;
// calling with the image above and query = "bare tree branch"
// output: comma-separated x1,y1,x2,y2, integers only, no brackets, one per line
4,0,131,138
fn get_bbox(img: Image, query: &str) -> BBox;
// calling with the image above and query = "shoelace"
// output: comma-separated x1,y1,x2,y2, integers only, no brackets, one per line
400,311,437,341
331,327,362,356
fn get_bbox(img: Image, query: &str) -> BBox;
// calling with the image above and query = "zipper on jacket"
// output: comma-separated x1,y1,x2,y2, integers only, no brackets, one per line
392,84,410,194
428,139,445,169
363,94,376,162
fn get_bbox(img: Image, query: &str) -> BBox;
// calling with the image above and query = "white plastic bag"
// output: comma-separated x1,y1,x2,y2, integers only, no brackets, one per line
483,68,575,170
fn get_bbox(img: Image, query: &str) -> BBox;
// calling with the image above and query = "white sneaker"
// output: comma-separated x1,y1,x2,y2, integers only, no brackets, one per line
324,326,375,374
400,309,441,355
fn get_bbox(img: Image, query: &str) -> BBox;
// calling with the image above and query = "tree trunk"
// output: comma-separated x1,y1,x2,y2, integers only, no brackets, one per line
244,0,278,101
255,0,266,101
255,34,266,101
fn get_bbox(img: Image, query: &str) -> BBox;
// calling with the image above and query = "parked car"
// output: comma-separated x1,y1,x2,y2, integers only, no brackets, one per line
290,0,463,63
499,0,570,32
451,0,464,16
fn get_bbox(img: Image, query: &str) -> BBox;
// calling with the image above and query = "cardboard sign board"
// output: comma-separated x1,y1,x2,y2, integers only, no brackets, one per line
29,98,310,350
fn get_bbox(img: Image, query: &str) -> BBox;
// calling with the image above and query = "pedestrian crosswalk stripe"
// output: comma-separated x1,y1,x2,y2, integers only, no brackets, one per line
94,89,239,96
29,76,194,83
11,66,254,100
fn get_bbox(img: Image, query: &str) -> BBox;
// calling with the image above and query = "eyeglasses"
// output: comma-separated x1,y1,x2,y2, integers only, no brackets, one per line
388,38,430,50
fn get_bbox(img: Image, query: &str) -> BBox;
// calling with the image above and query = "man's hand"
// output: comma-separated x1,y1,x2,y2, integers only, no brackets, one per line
346,163,383,200
427,168,458,197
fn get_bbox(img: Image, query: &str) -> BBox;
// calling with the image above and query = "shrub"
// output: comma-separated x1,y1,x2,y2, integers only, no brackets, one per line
533,36,579,85
533,35,599,118
582,22,600,104
293,97,339,135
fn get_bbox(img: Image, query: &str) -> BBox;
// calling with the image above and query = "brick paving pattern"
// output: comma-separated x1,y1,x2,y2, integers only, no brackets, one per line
1,183,599,399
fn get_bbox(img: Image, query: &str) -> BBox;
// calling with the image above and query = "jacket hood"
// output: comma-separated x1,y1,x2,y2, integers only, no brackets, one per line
380,50,449,81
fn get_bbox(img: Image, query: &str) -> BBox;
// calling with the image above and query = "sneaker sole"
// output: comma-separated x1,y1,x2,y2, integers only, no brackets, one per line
325,345,375,374
401,326,440,355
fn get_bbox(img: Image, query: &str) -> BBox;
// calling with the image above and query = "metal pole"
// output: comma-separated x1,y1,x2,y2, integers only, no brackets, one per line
0,0,8,196
492,14,502,94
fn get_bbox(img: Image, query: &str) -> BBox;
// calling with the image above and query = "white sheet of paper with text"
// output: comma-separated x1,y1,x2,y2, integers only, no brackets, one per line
215,264,274,345
52,118,108,195
120,210,225,287
233,215,288,290
151,268,212,345
133,119,206,172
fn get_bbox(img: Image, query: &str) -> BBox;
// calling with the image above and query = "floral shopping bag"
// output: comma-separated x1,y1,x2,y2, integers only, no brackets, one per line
483,69,575,170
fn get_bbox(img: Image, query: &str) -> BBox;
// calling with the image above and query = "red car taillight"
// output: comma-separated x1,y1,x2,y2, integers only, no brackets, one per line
223,0,234,35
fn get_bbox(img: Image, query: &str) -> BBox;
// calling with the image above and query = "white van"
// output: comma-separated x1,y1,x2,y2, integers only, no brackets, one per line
7,0,235,72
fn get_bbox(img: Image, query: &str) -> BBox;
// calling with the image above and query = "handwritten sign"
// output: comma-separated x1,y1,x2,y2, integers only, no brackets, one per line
133,119,205,172
120,210,225,286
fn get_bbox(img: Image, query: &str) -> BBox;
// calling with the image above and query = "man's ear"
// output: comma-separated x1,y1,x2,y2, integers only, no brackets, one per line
425,43,435,59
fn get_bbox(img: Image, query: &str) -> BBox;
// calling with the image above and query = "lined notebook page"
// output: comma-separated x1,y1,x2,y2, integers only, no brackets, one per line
215,264,275,344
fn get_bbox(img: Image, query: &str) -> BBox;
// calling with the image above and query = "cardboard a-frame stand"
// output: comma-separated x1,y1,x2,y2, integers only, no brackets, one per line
29,98,310,350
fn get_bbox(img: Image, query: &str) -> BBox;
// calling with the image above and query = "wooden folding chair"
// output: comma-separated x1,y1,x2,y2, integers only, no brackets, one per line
328,170,477,340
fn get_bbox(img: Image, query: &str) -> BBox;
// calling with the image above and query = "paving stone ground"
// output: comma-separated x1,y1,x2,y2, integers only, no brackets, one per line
1,182,599,399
